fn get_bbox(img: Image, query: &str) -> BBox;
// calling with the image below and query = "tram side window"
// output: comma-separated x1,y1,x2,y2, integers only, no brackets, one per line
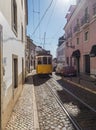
43,57,47,64
48,57,52,64
38,57,42,64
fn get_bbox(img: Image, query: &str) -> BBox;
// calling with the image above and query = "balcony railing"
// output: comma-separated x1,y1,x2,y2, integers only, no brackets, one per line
81,14,90,26
74,24,80,33
66,32,72,39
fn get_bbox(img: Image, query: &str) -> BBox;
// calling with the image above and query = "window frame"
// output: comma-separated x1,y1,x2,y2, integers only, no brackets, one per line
84,31,89,41
77,37,79,45
12,0,18,35
21,23,23,42
93,3,96,15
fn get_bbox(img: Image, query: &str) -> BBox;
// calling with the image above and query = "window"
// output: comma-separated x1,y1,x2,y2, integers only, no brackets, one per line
43,57,47,64
66,57,69,65
85,7,89,21
77,19,79,23
48,57,52,64
0,25,3,79
12,55,18,88
77,38,79,44
21,0,23,9
38,57,42,64
66,42,69,47
84,31,88,41
21,24,23,42
12,0,17,33
85,7,88,15
70,57,72,66
74,58,76,65
93,3,96,15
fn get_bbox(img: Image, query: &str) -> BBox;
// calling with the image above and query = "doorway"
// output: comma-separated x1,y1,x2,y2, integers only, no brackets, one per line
77,57,80,74
84,55,90,74
12,55,18,89
22,57,24,84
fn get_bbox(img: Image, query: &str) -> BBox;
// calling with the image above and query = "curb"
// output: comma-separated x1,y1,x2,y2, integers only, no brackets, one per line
62,78,96,94
32,85,40,130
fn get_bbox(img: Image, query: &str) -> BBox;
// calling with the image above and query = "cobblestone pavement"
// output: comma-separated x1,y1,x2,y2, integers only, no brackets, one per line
35,81,75,130
5,72,76,130
5,84,39,130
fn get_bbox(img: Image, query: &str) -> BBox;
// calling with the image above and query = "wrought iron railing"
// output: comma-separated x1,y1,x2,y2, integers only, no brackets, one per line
81,14,90,26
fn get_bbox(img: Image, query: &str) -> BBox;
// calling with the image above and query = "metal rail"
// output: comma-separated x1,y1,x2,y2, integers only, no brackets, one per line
46,82,82,130
52,77,96,113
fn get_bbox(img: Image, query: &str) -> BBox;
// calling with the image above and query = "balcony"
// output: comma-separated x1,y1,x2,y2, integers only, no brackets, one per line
81,14,90,28
66,32,72,40
74,24,80,34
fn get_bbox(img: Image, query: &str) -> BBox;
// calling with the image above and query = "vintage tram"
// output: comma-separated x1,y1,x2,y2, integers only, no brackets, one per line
35,52,52,75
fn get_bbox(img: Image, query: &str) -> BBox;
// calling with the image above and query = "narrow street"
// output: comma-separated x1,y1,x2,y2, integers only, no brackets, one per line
5,71,96,130
1,0,96,130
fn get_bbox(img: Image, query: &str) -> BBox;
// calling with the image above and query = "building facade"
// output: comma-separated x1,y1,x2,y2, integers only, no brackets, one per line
64,0,96,77
56,36,66,65
25,36,36,73
0,0,28,129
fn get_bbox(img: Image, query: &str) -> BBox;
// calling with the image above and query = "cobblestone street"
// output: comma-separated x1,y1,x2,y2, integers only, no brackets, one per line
35,82,74,130
5,73,75,130
5,72,96,130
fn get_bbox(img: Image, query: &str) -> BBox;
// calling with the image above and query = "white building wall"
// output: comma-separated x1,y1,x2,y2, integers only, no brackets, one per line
0,0,26,93
56,42,66,65
0,0,27,128
0,12,25,91
0,0,11,26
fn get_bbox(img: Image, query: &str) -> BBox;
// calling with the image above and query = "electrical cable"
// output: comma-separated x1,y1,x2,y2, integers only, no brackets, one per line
38,0,41,39
32,0,34,31
45,0,58,32
32,0,54,35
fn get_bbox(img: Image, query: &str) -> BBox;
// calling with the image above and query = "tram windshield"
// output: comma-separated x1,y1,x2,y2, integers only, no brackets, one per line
37,56,52,65
43,57,47,64
48,57,52,64
38,57,42,64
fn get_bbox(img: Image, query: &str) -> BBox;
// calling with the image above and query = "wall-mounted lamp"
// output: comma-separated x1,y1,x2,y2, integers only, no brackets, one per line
67,45,75,49
66,42,75,49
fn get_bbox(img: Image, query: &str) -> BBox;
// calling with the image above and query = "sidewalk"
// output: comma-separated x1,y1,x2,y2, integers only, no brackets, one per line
5,73,39,130
62,73,96,94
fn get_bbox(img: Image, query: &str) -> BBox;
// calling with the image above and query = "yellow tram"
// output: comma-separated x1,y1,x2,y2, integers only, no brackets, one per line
35,53,52,75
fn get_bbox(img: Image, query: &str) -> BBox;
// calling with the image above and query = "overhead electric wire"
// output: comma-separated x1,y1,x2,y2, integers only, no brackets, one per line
44,0,58,47
45,0,57,32
51,23,65,38
38,0,41,39
32,0,34,32
32,0,54,35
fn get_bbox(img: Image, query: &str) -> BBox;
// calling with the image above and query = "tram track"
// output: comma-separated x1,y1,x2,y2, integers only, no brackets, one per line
47,76,96,130
51,78,96,113
46,82,82,130
34,74,76,130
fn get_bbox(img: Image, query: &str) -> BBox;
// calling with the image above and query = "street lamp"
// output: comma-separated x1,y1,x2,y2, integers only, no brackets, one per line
66,42,75,49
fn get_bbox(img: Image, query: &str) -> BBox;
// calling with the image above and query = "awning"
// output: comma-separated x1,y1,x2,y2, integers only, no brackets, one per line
72,49,80,58
90,45,96,57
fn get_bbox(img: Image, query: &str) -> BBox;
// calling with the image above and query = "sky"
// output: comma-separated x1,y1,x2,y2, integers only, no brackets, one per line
27,0,76,58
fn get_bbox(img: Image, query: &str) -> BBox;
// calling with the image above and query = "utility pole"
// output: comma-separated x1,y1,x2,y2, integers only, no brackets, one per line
43,32,46,49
